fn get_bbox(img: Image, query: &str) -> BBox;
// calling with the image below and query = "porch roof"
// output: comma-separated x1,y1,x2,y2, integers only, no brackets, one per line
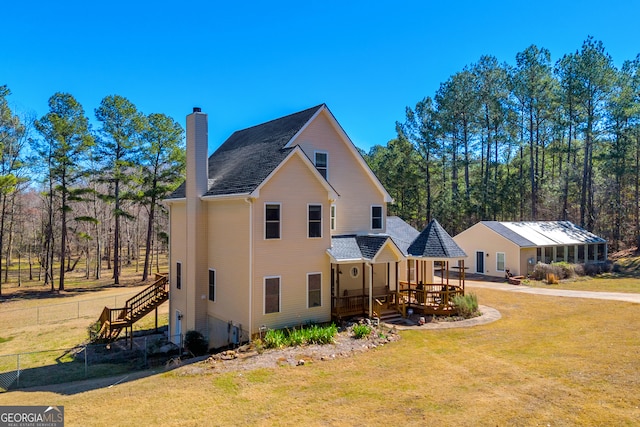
328,235,402,263
408,219,467,259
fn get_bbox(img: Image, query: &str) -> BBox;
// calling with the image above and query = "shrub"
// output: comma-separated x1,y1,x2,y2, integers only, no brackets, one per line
184,330,209,356
306,324,337,345
533,262,567,281
552,261,576,279
352,324,372,339
582,261,614,276
264,329,287,349
452,293,479,319
263,324,338,348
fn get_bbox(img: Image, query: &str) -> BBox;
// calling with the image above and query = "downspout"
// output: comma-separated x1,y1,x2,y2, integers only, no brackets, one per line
245,197,253,341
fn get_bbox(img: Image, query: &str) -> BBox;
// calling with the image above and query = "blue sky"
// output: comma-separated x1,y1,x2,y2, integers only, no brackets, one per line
2,1,639,152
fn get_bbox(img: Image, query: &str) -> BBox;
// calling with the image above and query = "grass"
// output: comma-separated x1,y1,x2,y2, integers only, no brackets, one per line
523,275,640,293
4,287,638,425
0,274,639,425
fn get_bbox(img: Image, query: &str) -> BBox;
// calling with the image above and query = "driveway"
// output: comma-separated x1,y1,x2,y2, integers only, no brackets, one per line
465,280,640,304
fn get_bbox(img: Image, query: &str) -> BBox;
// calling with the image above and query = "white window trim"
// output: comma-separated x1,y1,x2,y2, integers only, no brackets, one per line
330,204,336,232
264,202,282,240
307,203,323,239
371,205,383,230
496,252,506,272
307,272,322,309
208,268,216,302
314,150,329,180
263,276,281,314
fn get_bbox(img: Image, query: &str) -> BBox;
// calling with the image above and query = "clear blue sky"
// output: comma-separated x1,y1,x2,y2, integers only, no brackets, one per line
2,1,639,152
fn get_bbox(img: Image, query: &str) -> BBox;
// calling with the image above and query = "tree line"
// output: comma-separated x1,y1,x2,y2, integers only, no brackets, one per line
364,37,640,251
0,89,185,296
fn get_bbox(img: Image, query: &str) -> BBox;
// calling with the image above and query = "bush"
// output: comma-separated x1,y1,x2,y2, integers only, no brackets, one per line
452,293,479,319
184,330,209,356
264,329,287,349
263,323,338,348
352,324,372,339
582,261,614,276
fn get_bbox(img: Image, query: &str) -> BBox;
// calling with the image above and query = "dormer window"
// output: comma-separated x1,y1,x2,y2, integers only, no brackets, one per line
314,151,328,179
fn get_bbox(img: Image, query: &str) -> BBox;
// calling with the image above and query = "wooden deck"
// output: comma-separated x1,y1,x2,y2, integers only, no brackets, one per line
331,282,464,319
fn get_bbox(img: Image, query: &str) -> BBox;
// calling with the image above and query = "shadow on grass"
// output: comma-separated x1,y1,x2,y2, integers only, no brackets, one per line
0,279,150,303
0,327,181,396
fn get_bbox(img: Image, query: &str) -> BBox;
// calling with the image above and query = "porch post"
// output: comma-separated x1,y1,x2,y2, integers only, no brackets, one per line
368,263,373,318
362,262,366,314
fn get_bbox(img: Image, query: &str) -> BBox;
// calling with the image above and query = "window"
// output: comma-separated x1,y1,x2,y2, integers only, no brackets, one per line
208,269,215,302
176,262,182,289
264,277,280,314
371,205,383,230
315,151,328,179
307,273,321,308
496,253,505,272
265,203,281,239
330,204,336,231
350,266,360,278
408,259,415,281
308,204,322,238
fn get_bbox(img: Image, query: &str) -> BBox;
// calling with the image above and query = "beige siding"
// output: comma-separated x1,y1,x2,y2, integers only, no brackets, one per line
168,201,187,340
252,154,333,331
295,111,387,235
453,223,522,277
206,198,251,348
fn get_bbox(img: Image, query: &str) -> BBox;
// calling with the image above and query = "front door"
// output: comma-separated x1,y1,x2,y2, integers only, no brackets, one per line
476,251,485,274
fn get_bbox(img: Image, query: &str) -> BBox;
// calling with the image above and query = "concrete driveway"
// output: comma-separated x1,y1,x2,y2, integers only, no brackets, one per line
466,280,640,304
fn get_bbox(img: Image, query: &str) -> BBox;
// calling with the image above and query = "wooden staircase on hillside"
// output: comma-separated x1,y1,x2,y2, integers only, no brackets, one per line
93,274,169,343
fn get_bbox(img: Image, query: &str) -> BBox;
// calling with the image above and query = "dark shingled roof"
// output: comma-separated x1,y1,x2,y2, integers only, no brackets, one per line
386,216,420,256
408,219,466,259
329,235,395,261
168,104,324,199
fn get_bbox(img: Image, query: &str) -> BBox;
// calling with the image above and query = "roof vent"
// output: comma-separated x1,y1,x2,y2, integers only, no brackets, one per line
193,107,202,113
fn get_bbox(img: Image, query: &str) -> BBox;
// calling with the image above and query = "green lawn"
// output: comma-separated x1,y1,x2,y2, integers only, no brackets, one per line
1,280,638,426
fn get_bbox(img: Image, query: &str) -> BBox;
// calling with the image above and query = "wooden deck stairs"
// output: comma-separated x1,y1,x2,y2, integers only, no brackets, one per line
93,274,169,343
376,308,403,324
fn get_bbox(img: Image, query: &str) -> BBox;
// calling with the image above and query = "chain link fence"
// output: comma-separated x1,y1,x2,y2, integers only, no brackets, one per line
0,334,183,392
0,292,140,329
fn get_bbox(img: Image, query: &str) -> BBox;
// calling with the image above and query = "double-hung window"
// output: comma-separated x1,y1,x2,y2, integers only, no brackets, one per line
314,151,328,179
308,204,322,238
265,203,281,239
496,253,506,272
371,205,383,230
307,273,321,308
330,204,336,231
264,277,280,314
208,269,215,302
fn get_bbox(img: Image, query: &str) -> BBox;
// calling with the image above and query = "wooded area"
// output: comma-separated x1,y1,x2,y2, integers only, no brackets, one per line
0,89,185,296
364,38,640,250
2,37,637,296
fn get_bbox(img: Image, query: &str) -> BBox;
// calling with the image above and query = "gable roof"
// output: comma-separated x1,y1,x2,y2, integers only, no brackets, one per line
168,105,324,199
328,235,402,263
408,219,467,259
481,221,606,247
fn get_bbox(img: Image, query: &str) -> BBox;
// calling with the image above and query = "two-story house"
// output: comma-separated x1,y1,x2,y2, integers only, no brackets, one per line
165,105,465,349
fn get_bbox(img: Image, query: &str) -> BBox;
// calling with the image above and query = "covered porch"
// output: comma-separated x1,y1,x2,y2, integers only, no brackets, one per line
328,235,404,320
